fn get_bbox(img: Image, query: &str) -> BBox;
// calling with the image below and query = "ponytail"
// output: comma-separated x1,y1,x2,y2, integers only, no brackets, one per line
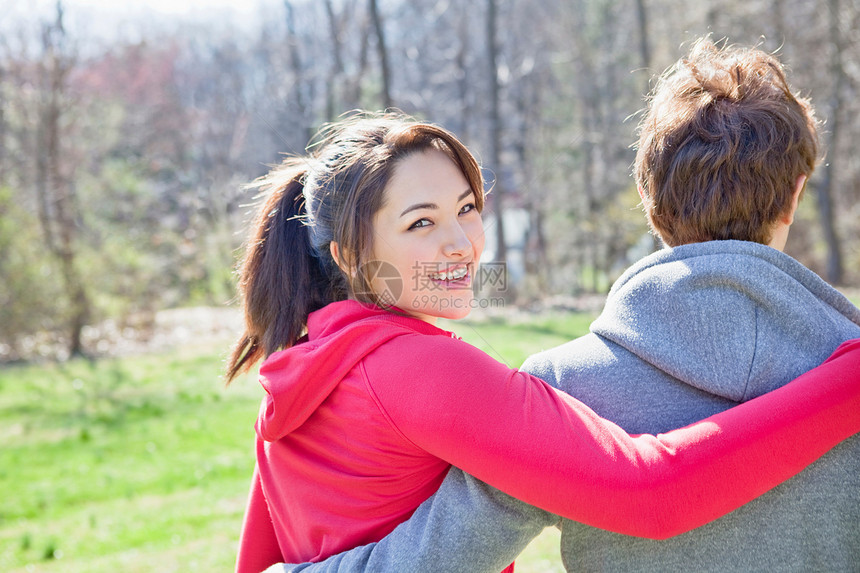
225,159,342,383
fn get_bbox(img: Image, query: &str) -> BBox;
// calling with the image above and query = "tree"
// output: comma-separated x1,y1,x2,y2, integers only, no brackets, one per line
486,0,509,272
812,0,846,284
369,0,393,108
34,1,91,357
0,54,6,187
284,0,314,142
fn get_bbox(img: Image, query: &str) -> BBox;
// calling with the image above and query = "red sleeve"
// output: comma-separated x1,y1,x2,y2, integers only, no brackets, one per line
235,463,284,573
365,337,860,540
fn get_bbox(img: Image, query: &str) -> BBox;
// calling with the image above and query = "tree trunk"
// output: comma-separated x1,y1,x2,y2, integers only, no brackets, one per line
284,1,313,142
368,0,392,108
324,0,344,121
0,61,5,186
486,0,509,275
351,11,372,110
768,0,785,51
36,1,90,357
569,0,602,292
455,5,471,141
514,61,548,294
815,0,845,284
634,0,661,253
635,0,651,76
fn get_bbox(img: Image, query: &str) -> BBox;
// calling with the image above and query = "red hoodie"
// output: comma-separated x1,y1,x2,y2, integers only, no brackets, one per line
236,300,860,572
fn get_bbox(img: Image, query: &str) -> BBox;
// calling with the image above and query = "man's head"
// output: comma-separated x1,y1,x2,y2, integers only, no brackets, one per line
634,38,820,248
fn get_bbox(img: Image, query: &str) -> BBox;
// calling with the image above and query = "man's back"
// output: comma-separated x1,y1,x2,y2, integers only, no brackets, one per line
524,241,860,572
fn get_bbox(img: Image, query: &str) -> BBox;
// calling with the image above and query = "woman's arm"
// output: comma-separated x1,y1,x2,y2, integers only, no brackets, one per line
365,337,860,539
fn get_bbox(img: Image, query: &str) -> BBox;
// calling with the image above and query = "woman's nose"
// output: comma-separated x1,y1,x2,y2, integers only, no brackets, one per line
442,222,472,257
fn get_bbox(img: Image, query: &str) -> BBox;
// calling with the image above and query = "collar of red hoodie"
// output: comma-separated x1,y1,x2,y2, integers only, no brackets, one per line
256,300,455,442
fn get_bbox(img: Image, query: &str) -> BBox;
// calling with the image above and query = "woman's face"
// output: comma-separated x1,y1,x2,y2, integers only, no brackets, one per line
368,148,485,324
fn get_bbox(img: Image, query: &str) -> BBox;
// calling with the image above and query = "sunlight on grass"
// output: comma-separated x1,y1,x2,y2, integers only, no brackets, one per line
516,527,565,573
0,350,261,572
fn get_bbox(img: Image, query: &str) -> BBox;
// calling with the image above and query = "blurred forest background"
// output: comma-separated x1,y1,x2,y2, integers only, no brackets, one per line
2,0,859,362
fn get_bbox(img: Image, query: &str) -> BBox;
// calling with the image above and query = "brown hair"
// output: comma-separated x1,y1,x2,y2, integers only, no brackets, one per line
225,111,484,382
634,38,820,246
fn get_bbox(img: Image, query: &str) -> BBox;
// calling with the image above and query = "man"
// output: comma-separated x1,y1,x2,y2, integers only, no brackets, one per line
269,39,860,572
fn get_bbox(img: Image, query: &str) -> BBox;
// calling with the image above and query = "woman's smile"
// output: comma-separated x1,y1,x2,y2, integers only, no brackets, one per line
428,264,471,287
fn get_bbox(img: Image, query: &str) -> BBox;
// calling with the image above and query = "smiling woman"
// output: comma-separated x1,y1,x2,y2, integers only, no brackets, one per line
224,110,860,573
368,149,485,322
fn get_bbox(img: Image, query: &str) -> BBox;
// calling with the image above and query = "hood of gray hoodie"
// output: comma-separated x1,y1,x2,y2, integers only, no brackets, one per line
589,240,860,402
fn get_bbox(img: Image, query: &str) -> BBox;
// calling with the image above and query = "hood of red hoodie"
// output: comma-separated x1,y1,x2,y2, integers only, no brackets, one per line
256,300,453,442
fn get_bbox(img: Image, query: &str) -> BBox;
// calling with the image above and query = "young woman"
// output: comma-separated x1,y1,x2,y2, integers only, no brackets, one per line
228,112,860,573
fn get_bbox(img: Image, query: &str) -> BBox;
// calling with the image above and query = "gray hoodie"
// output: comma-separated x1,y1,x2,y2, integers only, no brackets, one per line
280,241,860,573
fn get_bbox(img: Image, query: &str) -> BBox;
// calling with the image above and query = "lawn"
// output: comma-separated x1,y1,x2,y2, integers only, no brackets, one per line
0,307,595,572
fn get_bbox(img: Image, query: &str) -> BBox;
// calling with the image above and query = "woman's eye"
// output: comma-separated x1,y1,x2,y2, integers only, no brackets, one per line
460,202,477,215
408,218,432,230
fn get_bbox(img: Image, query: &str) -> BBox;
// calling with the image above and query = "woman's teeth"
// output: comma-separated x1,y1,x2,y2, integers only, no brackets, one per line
431,267,468,281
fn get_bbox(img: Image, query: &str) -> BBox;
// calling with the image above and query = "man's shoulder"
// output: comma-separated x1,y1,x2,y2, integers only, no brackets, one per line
521,331,733,433
521,334,604,383
521,333,646,393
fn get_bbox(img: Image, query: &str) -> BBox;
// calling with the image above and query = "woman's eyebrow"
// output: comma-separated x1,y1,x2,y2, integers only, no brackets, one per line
400,202,437,217
399,189,473,217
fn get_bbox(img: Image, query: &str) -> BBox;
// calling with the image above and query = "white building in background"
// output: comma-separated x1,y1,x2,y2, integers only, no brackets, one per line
480,208,531,287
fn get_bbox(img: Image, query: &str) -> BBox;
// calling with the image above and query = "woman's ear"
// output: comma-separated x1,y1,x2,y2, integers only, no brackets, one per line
329,241,354,276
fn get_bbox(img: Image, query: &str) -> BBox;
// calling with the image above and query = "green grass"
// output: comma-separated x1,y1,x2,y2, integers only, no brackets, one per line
0,308,595,572
0,351,261,572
